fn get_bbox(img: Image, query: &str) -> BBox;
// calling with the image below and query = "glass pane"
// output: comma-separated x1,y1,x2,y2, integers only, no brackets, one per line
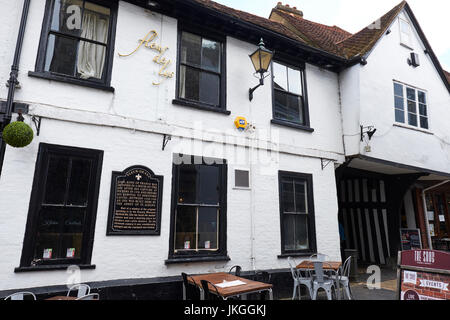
179,65,199,102
395,109,405,123
201,38,220,72
34,207,61,260
407,100,416,113
408,113,418,127
295,181,307,213
174,206,197,250
288,67,302,96
235,170,249,188
45,34,78,76
67,158,92,206
394,83,403,97
51,0,83,36
198,207,218,250
62,208,85,259
178,165,197,204
180,32,201,67
274,91,303,124
406,87,416,101
199,72,220,106
283,214,309,251
273,62,288,91
197,165,220,205
395,96,404,110
420,116,429,129
418,91,426,104
76,40,106,79
44,156,69,204
419,103,427,116
82,2,110,43
400,19,410,34
282,180,295,213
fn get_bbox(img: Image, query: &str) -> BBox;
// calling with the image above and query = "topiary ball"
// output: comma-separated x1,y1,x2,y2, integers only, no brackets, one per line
2,121,34,148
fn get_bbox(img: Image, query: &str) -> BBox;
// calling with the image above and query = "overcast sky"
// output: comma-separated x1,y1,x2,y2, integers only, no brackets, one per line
214,0,450,70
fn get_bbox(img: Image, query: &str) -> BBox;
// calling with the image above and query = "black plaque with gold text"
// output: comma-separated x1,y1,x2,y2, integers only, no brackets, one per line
107,166,163,235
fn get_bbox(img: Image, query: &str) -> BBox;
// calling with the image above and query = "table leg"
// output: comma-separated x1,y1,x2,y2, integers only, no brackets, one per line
182,282,186,300
268,289,273,300
199,288,205,300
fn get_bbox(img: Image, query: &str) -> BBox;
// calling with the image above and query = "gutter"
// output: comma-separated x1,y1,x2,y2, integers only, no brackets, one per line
421,180,450,250
0,0,31,177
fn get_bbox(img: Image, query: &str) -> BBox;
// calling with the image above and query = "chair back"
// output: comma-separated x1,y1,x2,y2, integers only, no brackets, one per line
342,256,352,278
287,257,299,281
254,271,271,283
181,272,200,300
4,292,36,300
228,265,242,277
313,261,326,283
200,280,221,300
310,253,328,262
75,293,99,300
67,284,91,298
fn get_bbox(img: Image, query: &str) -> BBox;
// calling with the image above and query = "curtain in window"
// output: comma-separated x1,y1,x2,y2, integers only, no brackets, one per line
77,12,108,79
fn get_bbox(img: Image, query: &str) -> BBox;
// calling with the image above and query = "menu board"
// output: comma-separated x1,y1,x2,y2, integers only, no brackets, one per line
400,229,422,251
398,250,450,300
107,166,163,235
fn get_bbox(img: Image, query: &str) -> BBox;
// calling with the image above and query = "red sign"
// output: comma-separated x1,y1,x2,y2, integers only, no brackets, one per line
401,250,450,269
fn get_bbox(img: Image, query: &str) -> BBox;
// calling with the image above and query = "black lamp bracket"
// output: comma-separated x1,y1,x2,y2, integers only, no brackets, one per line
249,72,271,101
162,134,172,151
360,125,376,142
31,115,42,136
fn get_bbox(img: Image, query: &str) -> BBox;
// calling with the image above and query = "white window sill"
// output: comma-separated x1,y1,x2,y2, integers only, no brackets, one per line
393,123,433,135
232,187,251,191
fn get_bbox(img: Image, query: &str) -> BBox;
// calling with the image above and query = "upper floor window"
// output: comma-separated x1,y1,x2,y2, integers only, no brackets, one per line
394,82,428,129
272,61,311,130
399,18,413,48
175,28,226,112
31,0,117,90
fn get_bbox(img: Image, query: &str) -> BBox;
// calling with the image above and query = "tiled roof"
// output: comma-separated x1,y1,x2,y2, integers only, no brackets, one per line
336,1,407,58
190,0,309,45
269,8,352,57
445,70,450,84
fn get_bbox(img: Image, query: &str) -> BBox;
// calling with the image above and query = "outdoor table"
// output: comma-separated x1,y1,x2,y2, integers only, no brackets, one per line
186,272,273,300
45,296,78,300
296,261,343,300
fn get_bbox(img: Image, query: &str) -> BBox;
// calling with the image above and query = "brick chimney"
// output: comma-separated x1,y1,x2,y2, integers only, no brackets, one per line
275,2,303,18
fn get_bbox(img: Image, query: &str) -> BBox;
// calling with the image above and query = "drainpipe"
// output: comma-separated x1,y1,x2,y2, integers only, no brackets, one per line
421,180,450,250
0,0,31,177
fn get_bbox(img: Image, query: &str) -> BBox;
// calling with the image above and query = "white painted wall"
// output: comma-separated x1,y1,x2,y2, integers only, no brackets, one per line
341,9,450,174
0,0,343,290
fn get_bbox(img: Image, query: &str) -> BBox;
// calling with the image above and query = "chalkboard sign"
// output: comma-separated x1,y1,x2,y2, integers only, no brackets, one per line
400,229,422,251
107,166,163,235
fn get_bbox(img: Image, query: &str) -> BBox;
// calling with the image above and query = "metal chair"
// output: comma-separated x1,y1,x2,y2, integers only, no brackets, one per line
228,265,242,277
200,280,224,300
309,253,329,262
287,257,313,300
332,256,353,300
4,292,36,300
67,284,91,298
181,272,201,300
311,261,336,300
75,293,99,300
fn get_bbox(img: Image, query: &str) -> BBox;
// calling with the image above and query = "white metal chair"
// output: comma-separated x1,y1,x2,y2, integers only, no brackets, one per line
309,253,329,262
287,257,313,300
331,256,353,300
67,284,91,298
311,261,336,300
75,293,99,300
4,292,36,300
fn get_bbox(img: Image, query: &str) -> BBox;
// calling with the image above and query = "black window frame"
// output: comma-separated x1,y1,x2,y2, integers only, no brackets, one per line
29,0,118,92
16,143,103,272
172,22,229,115
278,171,317,257
166,155,229,264
271,58,313,132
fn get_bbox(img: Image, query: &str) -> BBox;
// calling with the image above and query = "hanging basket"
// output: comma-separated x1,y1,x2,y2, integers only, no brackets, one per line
2,121,34,148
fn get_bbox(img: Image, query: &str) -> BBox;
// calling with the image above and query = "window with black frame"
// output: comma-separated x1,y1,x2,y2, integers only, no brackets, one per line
272,61,310,128
31,0,117,88
169,156,227,260
278,171,316,255
176,30,225,110
18,144,103,270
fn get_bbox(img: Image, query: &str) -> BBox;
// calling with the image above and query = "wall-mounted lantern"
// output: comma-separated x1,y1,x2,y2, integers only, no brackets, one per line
248,38,274,101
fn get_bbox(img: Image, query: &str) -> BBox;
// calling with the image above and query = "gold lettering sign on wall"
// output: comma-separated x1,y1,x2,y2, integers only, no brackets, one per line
119,30,175,85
